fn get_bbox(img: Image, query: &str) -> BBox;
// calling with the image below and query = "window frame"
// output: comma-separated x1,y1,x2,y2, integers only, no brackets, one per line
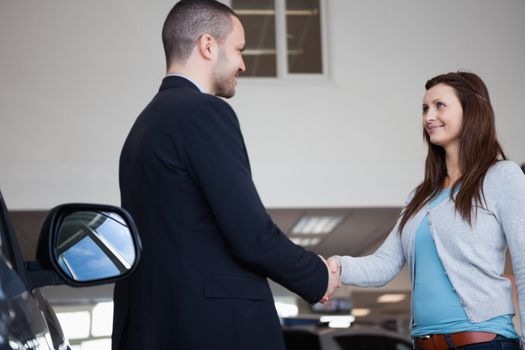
223,0,330,82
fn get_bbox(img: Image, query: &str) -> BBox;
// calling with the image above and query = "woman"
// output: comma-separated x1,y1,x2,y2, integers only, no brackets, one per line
331,71,525,350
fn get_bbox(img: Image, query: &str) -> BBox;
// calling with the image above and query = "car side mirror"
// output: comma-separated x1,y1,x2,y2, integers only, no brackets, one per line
54,209,137,283
29,203,142,288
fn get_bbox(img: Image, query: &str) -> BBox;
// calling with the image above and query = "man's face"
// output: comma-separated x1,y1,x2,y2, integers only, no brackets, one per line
211,16,246,98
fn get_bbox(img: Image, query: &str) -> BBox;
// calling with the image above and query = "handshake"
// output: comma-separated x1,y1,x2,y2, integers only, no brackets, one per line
319,256,342,304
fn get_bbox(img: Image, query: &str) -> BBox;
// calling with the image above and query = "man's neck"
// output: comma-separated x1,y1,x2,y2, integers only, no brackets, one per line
166,65,212,94
166,72,207,93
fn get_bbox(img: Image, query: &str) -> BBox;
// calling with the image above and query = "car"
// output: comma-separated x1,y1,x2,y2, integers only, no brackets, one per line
283,324,412,350
0,190,141,350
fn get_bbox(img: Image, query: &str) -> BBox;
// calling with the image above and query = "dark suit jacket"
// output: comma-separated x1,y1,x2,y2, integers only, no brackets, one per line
112,76,328,350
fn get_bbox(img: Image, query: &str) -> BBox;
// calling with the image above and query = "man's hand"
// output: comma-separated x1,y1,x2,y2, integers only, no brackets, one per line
318,255,342,303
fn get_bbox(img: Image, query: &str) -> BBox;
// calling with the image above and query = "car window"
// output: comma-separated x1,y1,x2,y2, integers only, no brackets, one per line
335,335,412,350
0,207,12,263
0,220,3,256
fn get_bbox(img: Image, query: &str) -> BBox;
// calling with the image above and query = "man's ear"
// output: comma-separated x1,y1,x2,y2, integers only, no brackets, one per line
198,34,217,60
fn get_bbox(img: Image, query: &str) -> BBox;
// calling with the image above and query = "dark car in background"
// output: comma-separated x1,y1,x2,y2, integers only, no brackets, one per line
283,325,412,350
0,190,141,350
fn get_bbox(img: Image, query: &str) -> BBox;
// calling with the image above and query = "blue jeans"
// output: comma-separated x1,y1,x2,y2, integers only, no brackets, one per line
430,335,520,350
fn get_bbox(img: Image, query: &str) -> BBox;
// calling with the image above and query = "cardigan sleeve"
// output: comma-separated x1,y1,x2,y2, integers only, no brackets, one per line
338,218,406,287
337,191,414,287
492,161,525,345
337,189,416,287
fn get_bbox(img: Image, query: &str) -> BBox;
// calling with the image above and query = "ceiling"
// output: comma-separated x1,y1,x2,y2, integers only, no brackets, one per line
266,207,401,258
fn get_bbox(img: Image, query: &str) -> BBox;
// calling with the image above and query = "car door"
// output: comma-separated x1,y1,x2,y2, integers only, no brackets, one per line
0,191,62,350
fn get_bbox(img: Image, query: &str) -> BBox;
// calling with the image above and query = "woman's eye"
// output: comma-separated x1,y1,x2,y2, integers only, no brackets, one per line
422,105,428,114
436,101,445,108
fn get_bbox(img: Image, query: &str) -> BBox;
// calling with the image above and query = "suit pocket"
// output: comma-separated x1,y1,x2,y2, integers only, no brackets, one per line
204,275,271,300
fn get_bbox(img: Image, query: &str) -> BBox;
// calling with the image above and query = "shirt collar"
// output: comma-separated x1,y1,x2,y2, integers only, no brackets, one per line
165,73,206,93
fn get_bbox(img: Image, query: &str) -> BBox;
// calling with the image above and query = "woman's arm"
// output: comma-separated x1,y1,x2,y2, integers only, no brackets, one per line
334,219,406,287
494,162,525,345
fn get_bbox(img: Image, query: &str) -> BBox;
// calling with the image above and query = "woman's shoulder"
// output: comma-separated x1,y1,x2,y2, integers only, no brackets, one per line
483,160,525,195
402,187,418,206
485,160,524,183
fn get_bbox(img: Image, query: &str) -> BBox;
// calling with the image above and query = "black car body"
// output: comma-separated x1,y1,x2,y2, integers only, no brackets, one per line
0,190,141,350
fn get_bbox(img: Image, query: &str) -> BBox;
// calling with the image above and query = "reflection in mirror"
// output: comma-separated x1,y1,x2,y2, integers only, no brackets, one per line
55,211,136,282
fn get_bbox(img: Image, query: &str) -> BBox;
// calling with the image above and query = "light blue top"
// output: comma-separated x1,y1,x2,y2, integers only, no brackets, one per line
336,161,525,348
411,189,517,338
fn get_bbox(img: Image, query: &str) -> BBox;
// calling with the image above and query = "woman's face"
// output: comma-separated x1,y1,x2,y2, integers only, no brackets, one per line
422,83,463,152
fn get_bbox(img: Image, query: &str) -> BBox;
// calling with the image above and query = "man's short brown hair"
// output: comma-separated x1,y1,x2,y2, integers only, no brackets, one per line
162,0,238,66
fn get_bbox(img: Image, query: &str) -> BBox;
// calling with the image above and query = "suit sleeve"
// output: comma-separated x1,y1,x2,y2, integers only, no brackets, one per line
181,99,328,303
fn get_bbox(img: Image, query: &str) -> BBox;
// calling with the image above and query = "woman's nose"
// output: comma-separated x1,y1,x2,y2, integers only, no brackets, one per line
424,108,437,121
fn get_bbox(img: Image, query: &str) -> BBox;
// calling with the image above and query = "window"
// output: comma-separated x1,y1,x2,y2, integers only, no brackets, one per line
228,0,326,78
55,301,114,350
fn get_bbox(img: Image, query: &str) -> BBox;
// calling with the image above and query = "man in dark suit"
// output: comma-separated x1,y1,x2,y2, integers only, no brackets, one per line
112,1,341,349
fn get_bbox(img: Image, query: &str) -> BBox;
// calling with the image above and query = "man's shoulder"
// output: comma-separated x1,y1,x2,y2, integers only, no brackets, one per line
158,87,233,113
177,93,238,127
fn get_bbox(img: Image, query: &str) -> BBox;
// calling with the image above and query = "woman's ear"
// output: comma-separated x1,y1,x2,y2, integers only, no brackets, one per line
198,34,217,60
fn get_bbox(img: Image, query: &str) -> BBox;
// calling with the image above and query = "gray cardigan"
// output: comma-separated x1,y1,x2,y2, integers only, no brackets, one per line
339,161,525,344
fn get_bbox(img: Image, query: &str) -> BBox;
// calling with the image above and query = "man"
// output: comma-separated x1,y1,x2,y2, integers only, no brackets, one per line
112,1,340,349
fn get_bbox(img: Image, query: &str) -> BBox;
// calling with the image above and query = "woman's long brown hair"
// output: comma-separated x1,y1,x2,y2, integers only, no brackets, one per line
398,71,506,232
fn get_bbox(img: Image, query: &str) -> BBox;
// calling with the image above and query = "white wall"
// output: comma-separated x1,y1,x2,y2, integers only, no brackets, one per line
1,0,524,209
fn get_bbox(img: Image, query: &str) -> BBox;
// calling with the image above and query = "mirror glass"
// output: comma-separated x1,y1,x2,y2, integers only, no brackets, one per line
55,210,136,282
